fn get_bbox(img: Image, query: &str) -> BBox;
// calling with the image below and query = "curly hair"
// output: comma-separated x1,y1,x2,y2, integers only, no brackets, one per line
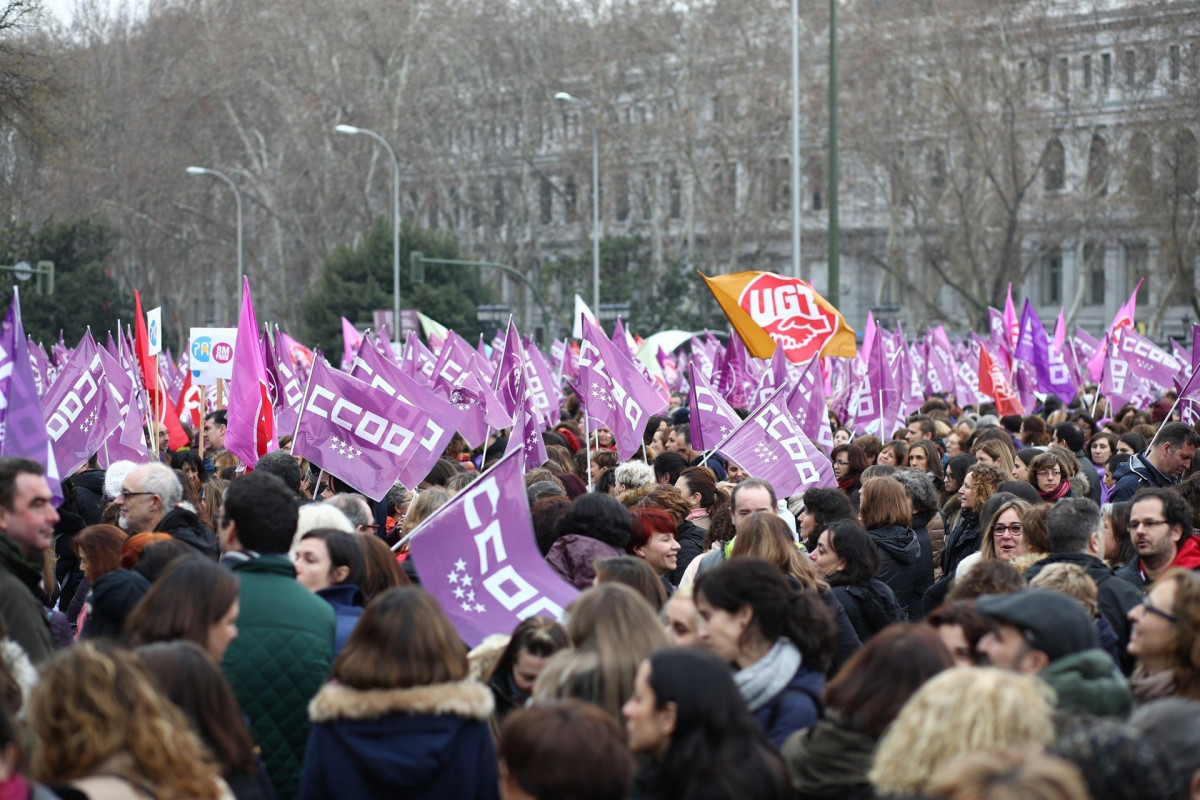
636,485,692,527
967,464,1007,509
29,641,223,800
869,668,1056,796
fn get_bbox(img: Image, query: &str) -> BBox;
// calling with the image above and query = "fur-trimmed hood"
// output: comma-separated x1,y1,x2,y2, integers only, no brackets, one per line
309,680,494,723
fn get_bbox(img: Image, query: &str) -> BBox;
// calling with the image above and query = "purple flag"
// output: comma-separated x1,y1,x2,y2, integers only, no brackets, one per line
1192,324,1200,372
1015,299,1076,402
521,336,559,427
400,331,437,386
40,331,124,475
262,329,303,437
408,449,578,647
848,325,901,438
688,367,741,452
1116,328,1187,389
715,331,752,409
753,345,791,408
350,337,465,488
689,336,716,382
578,315,668,460
340,317,362,373
293,358,433,501
27,338,49,397
225,278,277,467
450,365,512,449
786,359,835,453
504,365,549,472
0,289,61,501
93,340,144,467
1101,337,1153,412
429,331,480,400
491,320,526,419
717,384,836,498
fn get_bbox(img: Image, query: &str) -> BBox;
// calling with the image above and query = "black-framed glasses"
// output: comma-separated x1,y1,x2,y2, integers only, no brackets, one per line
117,489,156,500
1129,519,1169,530
992,523,1023,537
1141,597,1178,624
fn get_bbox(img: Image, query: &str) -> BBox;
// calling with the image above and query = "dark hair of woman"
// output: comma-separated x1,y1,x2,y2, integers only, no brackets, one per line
925,600,993,661
908,440,945,482
421,458,460,487
487,617,570,687
1119,431,1147,454
824,623,954,738
636,485,691,527
136,641,260,776
858,478,912,530
694,558,836,675
170,449,205,479
677,466,730,517
820,520,880,587
357,533,410,602
132,540,198,583
561,493,632,550
596,468,617,495
1107,500,1136,568
831,445,870,482
125,558,239,649
531,495,573,556
332,587,466,690
945,454,976,488
72,524,127,580
594,556,668,611
635,647,788,800
300,528,367,597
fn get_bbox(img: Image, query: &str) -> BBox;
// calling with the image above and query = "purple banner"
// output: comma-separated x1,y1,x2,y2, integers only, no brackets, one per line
40,331,124,475
688,367,741,452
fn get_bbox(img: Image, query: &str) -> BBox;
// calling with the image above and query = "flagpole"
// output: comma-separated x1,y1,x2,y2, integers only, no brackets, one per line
584,412,592,491
392,489,422,551
290,350,317,447
312,468,323,500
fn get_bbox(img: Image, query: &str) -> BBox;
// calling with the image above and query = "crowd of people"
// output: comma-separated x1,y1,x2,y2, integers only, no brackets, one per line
1,387,1200,800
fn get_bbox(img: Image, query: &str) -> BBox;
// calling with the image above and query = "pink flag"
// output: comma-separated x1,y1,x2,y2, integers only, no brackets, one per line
717,384,836,498
1003,284,1019,348
1101,336,1153,412
408,449,578,647
293,357,433,501
688,367,742,452
40,330,124,475
430,331,481,400
262,328,304,437
491,319,526,419
578,315,668,460
340,317,362,372
225,279,277,467
350,337,466,488
400,331,437,386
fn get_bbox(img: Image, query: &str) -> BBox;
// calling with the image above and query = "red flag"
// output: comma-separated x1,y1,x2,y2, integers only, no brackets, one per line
133,290,189,449
978,342,1024,416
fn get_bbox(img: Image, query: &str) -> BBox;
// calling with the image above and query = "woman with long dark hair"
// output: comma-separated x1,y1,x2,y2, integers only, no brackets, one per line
294,529,367,654
300,587,498,799
125,556,241,662
485,617,568,726
810,520,905,642
830,445,869,511
693,559,836,748
623,647,788,799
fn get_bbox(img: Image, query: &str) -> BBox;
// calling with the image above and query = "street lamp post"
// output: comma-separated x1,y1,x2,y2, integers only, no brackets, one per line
554,92,601,315
790,0,803,279
185,166,243,282
335,124,402,346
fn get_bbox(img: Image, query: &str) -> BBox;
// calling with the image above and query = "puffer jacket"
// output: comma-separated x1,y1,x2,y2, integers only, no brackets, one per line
865,524,925,618
1108,452,1175,503
157,505,221,560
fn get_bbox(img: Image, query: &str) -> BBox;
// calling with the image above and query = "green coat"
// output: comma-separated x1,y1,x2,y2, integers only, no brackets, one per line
0,533,55,665
221,555,335,800
1040,648,1132,718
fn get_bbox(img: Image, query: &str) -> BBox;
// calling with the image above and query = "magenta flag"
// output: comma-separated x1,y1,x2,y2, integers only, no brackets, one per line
578,315,668,460
718,384,835,498
786,359,835,453
1003,285,1019,348
504,366,549,472
1101,337,1154,412
753,345,791,408
429,331,480,400
266,327,305,437
688,367,741,452
93,340,145,468
339,317,362,372
40,331,124,475
715,331,752,409
400,331,437,386
491,319,526,419
225,279,277,467
349,337,465,489
293,358,433,501
408,449,578,647
450,365,512,449
0,289,61,501
848,325,901,438
520,336,559,427
1116,328,1187,389
689,335,716,382
1014,299,1076,402
27,338,49,397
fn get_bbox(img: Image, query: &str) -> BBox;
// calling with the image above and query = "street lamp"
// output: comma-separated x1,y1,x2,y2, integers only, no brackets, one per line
335,124,402,346
789,0,802,279
185,166,243,283
554,91,601,315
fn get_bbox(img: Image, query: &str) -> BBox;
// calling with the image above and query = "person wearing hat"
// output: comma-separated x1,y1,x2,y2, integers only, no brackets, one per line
976,588,1131,717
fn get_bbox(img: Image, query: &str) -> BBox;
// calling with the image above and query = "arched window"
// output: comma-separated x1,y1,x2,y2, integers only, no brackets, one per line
1044,138,1065,191
1087,134,1108,196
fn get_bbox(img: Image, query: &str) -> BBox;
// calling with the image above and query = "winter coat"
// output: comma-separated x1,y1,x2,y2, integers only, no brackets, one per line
1071,448,1103,504
941,509,982,577
301,681,499,800
545,534,624,590
781,718,876,800
906,513,938,619
865,524,925,618
81,569,150,641
315,584,363,656
1109,452,1176,503
0,533,55,665
831,580,905,643
1025,552,1144,675
157,506,221,560
751,665,825,749
221,555,335,800
917,508,947,582
1038,648,1132,717
820,588,863,676
670,520,707,585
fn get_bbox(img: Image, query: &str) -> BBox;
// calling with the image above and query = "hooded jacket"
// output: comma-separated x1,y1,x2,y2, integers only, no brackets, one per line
670,519,707,585
865,524,924,617
1039,648,1132,717
1025,552,1144,675
782,718,876,800
751,664,826,750
81,569,150,641
0,533,55,665
831,580,905,642
156,506,221,560
1109,452,1175,503
301,681,499,800
315,584,364,656
545,535,624,590
941,509,982,578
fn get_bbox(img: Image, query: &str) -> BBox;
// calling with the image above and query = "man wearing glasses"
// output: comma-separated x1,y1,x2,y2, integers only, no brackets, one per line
1117,487,1200,590
114,463,220,559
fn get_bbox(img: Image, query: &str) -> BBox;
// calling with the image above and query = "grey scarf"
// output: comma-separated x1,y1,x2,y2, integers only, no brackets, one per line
735,638,801,712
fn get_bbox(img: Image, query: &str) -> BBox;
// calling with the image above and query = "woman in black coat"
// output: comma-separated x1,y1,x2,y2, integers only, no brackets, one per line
810,520,905,642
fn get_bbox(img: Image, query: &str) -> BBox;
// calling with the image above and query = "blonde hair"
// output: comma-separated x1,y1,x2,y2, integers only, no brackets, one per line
536,583,668,723
1030,563,1099,618
927,751,1090,800
29,641,223,800
973,440,1016,478
869,668,1055,796
729,512,827,590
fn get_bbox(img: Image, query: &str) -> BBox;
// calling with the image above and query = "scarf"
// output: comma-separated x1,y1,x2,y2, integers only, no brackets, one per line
685,507,709,522
837,475,859,493
1129,665,1176,704
735,638,801,713
1038,480,1071,502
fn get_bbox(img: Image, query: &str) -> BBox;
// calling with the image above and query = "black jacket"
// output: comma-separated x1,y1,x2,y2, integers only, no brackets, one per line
81,569,150,640
1109,453,1174,504
158,506,221,559
941,509,982,577
831,580,905,642
671,520,707,586
908,511,939,619
866,524,924,617
1025,552,1144,675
